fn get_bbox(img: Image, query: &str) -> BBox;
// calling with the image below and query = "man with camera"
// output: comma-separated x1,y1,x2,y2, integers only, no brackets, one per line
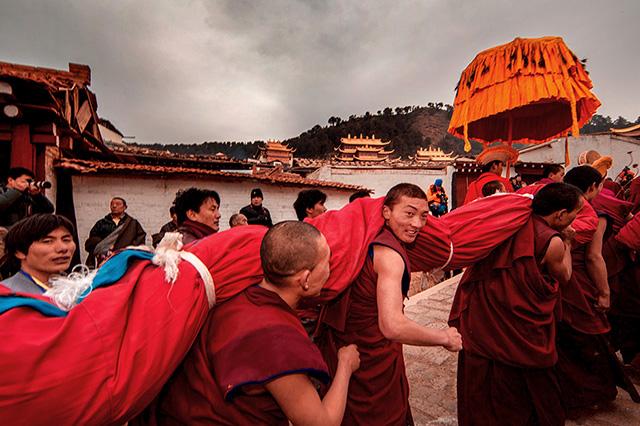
0,167,54,228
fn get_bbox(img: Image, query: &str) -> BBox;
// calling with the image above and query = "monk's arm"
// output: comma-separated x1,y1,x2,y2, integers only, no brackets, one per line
375,245,462,350
542,236,572,284
586,217,610,310
266,345,359,426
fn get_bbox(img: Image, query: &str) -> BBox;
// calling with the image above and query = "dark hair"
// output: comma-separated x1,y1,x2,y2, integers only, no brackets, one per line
111,197,127,207
6,167,35,183
293,189,327,220
532,183,583,216
543,163,564,178
349,190,371,203
383,183,427,208
481,160,503,173
173,188,221,224
260,221,323,287
563,165,603,193
481,180,505,197
5,214,75,258
169,206,176,215
228,213,246,227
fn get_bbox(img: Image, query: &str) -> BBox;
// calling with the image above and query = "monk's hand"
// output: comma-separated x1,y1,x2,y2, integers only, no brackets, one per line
442,327,463,352
595,292,610,312
560,225,576,242
338,344,361,373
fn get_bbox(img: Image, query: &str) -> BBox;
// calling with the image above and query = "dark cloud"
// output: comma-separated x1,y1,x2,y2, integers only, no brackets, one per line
0,0,638,143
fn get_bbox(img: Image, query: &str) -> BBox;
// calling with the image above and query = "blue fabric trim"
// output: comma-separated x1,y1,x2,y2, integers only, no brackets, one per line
0,296,67,316
224,368,331,401
1,249,155,316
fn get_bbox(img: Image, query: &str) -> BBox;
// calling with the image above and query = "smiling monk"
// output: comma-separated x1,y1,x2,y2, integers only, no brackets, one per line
318,183,462,425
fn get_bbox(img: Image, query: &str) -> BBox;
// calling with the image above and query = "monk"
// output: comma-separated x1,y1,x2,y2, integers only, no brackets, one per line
557,165,625,415
449,183,582,425
135,221,361,425
318,183,462,425
464,158,513,204
537,163,565,185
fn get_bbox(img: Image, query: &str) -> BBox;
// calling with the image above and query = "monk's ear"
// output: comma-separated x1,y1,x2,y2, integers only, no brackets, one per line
382,205,392,220
186,209,197,221
15,250,27,261
296,269,311,291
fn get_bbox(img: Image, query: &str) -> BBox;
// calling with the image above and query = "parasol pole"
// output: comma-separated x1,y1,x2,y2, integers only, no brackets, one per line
505,113,513,180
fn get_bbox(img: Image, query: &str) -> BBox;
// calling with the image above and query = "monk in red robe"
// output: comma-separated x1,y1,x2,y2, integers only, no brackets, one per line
557,165,632,415
318,183,463,426
464,156,514,205
135,221,360,425
449,183,582,425
536,163,565,185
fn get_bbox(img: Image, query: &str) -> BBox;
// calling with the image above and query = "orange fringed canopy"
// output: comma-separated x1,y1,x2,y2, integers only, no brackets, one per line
448,36,601,152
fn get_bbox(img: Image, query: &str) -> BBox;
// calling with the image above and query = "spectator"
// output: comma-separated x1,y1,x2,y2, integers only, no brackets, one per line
229,213,248,228
482,180,507,197
1,214,76,294
349,190,371,203
0,167,54,228
293,189,327,220
84,197,146,267
427,179,448,217
174,188,221,245
239,188,273,227
152,206,179,247
539,164,565,184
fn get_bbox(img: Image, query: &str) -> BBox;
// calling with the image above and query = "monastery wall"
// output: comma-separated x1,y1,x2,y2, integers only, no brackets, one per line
309,165,454,198
518,134,639,173
71,174,352,261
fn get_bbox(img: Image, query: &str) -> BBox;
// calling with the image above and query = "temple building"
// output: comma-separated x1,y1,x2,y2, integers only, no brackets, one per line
257,139,295,166
334,134,394,162
412,146,457,163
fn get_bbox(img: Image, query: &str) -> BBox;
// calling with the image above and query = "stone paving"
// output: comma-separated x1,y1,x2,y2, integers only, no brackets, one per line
403,273,640,426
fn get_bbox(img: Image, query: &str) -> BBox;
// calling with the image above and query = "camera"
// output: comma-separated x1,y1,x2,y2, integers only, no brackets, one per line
27,180,52,190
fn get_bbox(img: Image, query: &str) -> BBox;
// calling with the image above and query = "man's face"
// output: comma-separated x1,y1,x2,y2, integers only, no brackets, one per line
549,169,565,182
7,174,32,192
305,235,331,297
491,161,505,176
306,200,327,219
189,197,221,231
110,199,126,216
16,227,76,279
382,196,429,244
251,196,263,207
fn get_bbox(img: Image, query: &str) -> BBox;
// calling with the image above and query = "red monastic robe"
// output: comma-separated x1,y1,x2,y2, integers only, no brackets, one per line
319,228,413,426
135,285,329,425
449,216,565,426
629,177,640,214
591,189,633,234
463,172,514,205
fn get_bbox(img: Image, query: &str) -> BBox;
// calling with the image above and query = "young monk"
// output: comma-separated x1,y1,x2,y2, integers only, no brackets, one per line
318,183,462,425
558,165,624,415
135,221,360,425
449,183,582,425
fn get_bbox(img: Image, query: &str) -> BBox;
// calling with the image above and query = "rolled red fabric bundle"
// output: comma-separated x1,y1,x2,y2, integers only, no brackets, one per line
441,193,534,269
616,213,640,251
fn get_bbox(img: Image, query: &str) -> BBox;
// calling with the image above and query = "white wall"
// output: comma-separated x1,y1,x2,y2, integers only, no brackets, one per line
518,135,640,174
72,174,352,260
308,165,453,198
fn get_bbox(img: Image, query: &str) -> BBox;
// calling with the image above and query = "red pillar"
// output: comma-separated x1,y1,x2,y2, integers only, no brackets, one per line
10,124,34,170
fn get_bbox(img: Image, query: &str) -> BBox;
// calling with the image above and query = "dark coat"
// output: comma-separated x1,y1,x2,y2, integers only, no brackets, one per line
239,204,273,227
0,186,54,228
85,213,146,266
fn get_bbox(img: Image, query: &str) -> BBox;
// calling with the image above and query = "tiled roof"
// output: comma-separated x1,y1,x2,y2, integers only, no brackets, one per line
55,158,367,191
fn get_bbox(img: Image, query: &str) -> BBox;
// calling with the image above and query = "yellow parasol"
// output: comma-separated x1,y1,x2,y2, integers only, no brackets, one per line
448,36,601,152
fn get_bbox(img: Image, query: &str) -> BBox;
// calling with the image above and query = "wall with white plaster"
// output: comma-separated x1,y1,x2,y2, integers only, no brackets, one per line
72,174,353,260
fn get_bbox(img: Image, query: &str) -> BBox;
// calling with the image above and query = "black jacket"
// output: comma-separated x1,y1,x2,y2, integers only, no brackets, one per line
0,186,54,227
239,204,273,227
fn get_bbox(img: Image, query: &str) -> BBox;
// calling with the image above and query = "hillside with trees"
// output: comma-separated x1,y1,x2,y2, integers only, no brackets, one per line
134,108,639,160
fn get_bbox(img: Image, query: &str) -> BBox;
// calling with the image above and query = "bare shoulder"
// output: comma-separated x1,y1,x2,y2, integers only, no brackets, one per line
372,244,405,274
543,236,564,264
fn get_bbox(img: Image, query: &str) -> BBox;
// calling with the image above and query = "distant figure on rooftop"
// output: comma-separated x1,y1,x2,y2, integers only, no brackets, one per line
293,189,327,220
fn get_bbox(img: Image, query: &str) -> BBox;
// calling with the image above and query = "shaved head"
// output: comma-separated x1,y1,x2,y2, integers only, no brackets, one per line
260,221,324,286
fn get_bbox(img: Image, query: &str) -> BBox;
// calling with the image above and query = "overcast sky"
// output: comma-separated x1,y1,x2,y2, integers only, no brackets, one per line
1,0,638,143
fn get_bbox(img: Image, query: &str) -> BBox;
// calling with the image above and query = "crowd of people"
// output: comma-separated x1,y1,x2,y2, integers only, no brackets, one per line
1,154,640,425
